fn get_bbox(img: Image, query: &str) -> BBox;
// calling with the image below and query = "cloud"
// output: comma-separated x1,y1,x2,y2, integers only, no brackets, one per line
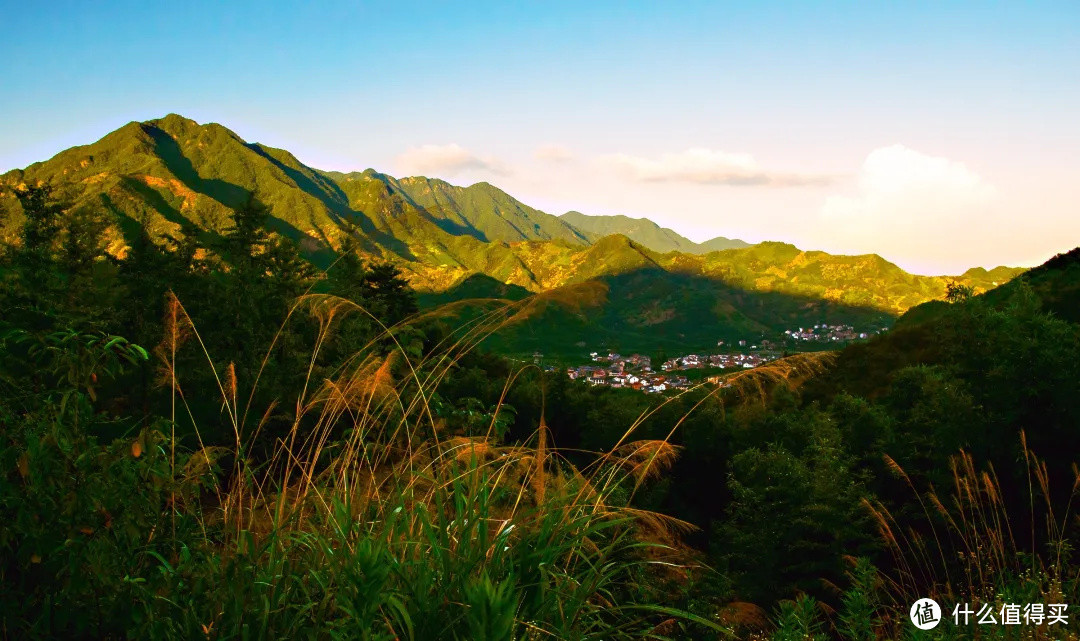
395,144,508,177
534,144,574,163
816,144,1000,273
599,148,832,186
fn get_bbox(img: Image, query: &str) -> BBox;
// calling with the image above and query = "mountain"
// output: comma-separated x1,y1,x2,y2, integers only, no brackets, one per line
426,238,1030,357
0,114,591,291
0,113,1027,356
803,245,1080,411
697,236,752,252
560,211,749,254
392,176,588,245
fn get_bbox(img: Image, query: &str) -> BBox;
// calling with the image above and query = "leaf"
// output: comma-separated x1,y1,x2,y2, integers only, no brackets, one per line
17,453,29,479
145,550,175,574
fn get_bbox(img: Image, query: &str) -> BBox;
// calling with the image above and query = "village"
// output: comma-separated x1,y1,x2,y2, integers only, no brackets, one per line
782,323,874,343
559,323,882,394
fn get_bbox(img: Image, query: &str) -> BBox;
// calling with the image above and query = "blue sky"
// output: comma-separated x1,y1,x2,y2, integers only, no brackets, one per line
2,1,1078,273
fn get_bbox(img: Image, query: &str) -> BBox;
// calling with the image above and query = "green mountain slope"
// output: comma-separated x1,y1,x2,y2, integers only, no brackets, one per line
560,210,748,254
394,176,589,245
897,249,1075,329
425,238,1031,357
0,113,1027,357
808,245,1080,410
0,115,582,290
468,268,897,359
1,114,378,256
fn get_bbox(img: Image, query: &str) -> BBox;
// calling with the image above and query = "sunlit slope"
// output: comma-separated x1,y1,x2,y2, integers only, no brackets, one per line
0,113,1025,350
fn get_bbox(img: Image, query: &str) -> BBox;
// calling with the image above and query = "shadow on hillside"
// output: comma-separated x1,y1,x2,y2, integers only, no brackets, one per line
425,267,903,358
245,143,352,212
243,143,416,261
417,273,532,308
144,125,250,207
111,177,197,232
430,217,490,243
142,124,415,262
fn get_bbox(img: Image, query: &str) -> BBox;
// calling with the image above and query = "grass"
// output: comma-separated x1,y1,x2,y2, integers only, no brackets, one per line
2,290,751,639
847,438,1080,640
15,284,1069,640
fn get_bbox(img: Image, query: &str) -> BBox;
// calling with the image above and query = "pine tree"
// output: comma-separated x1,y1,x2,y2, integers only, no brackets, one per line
2,185,64,330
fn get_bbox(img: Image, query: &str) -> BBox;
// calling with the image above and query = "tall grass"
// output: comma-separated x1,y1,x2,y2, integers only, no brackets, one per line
852,438,1080,640
1,290,753,639
2,285,850,639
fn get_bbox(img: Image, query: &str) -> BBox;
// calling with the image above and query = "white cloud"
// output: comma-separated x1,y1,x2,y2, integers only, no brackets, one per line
534,143,574,163
599,148,832,186
817,144,1001,273
395,144,508,177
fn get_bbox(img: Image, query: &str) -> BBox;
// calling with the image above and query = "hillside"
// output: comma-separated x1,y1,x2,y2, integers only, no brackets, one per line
424,238,1033,357
807,245,1080,414
0,113,1026,357
394,176,589,245
0,115,585,286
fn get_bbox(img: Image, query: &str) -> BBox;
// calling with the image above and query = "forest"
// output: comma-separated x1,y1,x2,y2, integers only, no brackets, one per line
2,185,1078,639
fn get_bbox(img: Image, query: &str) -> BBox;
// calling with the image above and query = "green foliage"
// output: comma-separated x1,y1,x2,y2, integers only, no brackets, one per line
772,595,827,641
837,559,880,641
463,574,517,641
0,332,187,637
945,281,975,303
719,428,873,604
2,117,1080,639
0,185,699,638
2,328,148,407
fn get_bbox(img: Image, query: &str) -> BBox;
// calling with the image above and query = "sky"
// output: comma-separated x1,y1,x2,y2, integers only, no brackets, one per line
1,0,1078,274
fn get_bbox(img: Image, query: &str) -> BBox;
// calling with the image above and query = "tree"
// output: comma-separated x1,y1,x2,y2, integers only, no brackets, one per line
13,184,62,278
945,281,974,303
719,416,873,606
325,233,417,326
2,185,65,330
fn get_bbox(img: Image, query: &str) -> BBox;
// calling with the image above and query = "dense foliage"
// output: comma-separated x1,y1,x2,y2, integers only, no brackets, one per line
2,183,1078,639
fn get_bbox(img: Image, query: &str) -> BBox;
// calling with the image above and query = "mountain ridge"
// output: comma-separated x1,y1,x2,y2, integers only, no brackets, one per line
0,114,1027,334
560,210,749,254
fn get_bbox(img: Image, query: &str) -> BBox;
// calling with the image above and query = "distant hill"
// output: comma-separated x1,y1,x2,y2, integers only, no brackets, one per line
0,113,1027,356
425,238,1029,357
463,267,896,359
697,236,752,252
560,211,748,254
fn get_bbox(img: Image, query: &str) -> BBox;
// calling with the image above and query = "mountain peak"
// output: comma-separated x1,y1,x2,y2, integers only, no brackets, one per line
150,112,199,127
145,113,210,137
